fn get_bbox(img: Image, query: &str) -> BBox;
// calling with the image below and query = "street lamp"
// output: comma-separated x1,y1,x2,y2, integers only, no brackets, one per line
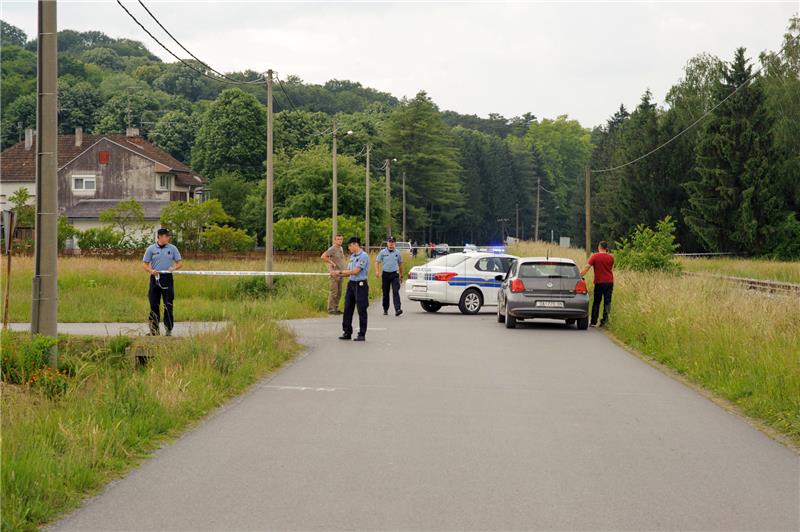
331,121,353,239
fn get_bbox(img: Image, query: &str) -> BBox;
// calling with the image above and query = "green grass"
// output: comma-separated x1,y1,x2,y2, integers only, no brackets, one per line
678,256,800,284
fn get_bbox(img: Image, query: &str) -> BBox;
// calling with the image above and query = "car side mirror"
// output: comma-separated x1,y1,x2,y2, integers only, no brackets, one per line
494,275,504,281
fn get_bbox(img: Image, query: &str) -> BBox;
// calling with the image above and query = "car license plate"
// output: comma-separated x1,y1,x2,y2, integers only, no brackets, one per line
536,301,564,308
412,285,427,293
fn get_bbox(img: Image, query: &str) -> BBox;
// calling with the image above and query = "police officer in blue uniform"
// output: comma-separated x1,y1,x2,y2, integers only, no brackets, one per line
142,228,183,336
376,236,403,316
332,236,370,341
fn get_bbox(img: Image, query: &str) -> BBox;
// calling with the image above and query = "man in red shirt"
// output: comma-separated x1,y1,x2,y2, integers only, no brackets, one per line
580,240,614,327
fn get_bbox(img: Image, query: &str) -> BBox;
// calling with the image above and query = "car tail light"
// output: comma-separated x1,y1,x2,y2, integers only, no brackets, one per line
575,279,588,294
434,272,457,281
510,279,525,293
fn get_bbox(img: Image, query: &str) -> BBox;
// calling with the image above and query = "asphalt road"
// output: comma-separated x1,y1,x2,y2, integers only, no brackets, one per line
53,294,799,531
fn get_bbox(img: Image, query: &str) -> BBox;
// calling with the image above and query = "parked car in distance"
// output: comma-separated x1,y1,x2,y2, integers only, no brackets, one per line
380,240,413,256
496,257,590,330
434,243,450,256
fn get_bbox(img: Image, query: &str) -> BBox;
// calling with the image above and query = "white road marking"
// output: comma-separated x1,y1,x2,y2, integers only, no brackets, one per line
261,385,339,392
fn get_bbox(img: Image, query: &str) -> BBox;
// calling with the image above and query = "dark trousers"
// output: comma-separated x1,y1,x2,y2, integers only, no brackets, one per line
381,271,402,312
342,280,369,337
591,282,613,325
148,274,174,334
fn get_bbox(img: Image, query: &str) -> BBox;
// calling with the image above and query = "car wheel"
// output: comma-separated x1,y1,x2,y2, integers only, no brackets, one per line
577,317,589,330
458,289,483,315
497,306,506,323
504,313,516,329
421,301,442,313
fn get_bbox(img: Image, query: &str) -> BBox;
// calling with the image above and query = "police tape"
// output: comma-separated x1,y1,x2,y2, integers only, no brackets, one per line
157,270,331,277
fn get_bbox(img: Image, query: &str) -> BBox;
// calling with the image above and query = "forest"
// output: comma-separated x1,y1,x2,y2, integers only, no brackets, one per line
1,16,798,257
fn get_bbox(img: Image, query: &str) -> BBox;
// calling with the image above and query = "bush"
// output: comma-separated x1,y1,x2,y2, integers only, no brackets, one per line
274,216,364,251
1,333,56,385
77,226,124,250
771,213,800,260
58,215,77,250
201,225,256,252
29,366,69,399
614,216,681,273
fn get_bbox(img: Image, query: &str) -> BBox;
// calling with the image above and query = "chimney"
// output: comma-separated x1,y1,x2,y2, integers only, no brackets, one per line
126,127,140,138
75,127,83,147
24,128,34,150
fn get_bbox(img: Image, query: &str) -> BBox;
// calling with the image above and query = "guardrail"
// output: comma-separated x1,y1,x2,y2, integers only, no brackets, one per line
683,271,800,295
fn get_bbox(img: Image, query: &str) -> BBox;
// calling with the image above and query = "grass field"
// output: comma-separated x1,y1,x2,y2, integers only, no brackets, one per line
511,241,800,446
678,256,800,284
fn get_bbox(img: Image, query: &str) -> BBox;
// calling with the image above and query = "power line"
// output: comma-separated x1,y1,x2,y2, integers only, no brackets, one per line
136,0,262,85
594,32,800,174
116,0,262,86
275,73,299,110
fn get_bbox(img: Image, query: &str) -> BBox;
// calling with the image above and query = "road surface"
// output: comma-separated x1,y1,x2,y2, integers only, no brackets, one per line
53,294,799,530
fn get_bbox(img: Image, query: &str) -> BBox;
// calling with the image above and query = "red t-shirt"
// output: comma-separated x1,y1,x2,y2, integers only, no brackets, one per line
588,252,614,284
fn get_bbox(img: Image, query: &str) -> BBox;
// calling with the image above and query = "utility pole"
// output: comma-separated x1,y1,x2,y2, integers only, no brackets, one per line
385,159,392,237
584,167,591,257
535,175,540,242
365,143,371,251
265,69,274,287
402,171,407,242
331,120,338,239
31,0,58,367
515,203,519,239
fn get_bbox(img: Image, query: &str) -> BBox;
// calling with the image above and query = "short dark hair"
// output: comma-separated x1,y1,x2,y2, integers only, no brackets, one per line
157,228,171,236
335,233,343,238
347,236,361,246
598,240,609,250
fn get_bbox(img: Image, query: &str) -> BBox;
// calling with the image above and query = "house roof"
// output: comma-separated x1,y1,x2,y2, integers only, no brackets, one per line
0,134,206,187
63,199,169,220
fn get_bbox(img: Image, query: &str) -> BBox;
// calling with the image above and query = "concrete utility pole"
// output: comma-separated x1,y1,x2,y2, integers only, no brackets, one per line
385,159,392,237
402,171,407,242
515,203,519,239
535,175,540,241
31,0,58,368
332,120,338,239
265,69,274,287
584,167,591,257
365,143,371,251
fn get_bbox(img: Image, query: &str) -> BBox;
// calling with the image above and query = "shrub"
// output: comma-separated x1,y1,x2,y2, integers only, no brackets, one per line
58,215,78,250
29,366,69,399
614,216,682,273
201,225,256,252
274,216,364,251
771,213,800,260
1,333,56,385
77,226,124,250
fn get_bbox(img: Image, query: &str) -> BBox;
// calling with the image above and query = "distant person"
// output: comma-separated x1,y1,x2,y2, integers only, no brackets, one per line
376,236,404,317
142,228,183,336
321,234,346,315
332,236,370,341
580,240,614,327
412,240,418,258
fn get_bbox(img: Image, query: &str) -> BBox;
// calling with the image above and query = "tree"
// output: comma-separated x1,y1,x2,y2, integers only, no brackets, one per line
1,92,36,148
9,187,34,228
153,62,222,102
192,88,267,181
1,20,27,46
159,199,232,249
208,171,253,222
684,48,781,254
98,199,148,243
149,110,197,162
58,80,103,133
93,92,160,135
79,47,124,71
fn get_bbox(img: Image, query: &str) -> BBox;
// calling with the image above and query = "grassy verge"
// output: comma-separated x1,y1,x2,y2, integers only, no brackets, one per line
678,256,800,284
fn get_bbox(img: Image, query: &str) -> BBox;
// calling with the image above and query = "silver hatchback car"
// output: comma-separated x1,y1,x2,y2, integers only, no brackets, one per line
496,257,590,330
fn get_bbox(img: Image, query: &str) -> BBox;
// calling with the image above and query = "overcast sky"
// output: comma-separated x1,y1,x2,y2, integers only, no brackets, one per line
2,1,798,127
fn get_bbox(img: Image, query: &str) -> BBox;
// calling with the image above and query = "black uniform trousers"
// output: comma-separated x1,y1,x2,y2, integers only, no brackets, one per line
381,271,402,312
148,273,174,334
591,282,613,325
342,280,369,337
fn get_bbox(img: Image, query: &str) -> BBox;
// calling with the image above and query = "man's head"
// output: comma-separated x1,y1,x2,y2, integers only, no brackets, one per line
334,234,343,246
598,241,609,252
386,236,396,250
157,228,171,245
347,236,361,253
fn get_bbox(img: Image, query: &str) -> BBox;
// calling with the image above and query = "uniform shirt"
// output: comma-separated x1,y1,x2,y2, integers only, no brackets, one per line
143,243,182,272
347,250,369,281
376,247,403,273
588,252,614,284
325,244,346,269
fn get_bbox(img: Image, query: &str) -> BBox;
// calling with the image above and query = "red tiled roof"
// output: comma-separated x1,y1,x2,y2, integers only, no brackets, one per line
0,134,206,186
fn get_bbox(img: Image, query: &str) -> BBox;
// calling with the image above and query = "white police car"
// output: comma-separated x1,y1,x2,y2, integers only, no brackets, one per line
405,251,518,314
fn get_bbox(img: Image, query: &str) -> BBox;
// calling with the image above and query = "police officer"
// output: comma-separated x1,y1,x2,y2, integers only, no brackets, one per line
142,228,183,336
376,236,403,316
332,236,369,341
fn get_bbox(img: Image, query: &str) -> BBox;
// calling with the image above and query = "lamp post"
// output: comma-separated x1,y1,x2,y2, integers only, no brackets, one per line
331,121,353,239
385,158,397,237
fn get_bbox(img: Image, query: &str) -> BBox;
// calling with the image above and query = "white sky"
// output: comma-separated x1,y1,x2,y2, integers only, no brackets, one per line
2,1,798,127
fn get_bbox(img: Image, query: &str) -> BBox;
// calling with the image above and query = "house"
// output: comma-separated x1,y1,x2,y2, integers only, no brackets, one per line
0,127,206,242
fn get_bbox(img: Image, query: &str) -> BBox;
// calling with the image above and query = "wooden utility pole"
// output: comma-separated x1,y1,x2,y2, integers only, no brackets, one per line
332,120,338,239
265,69,274,287
3,211,15,330
402,171,407,242
584,167,591,257
365,143,370,251
31,0,58,367
535,175,540,241
515,203,519,239
385,159,392,237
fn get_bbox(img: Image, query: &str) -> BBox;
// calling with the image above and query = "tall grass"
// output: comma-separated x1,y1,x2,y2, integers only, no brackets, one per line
678,256,800,284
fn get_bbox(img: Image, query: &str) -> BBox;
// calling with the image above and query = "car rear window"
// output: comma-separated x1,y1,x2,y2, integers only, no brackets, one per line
426,254,469,268
519,262,579,278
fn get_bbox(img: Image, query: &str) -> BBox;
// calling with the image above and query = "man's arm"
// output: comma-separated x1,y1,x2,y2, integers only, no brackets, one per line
579,265,590,277
398,254,404,279
143,262,155,275
169,260,183,272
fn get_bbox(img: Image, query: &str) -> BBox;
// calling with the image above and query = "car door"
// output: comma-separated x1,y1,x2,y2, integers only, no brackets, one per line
473,256,507,306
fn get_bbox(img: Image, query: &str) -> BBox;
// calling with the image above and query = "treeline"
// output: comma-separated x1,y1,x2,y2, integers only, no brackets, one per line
2,17,798,256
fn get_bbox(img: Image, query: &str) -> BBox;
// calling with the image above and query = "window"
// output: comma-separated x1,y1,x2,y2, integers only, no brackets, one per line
157,174,171,191
518,262,579,279
475,257,514,273
98,150,110,165
72,175,96,191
